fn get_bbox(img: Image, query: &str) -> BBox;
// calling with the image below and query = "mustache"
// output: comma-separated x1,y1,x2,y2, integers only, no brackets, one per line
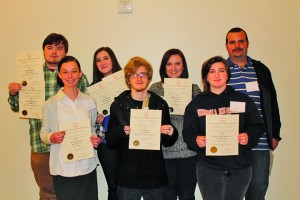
233,48,243,51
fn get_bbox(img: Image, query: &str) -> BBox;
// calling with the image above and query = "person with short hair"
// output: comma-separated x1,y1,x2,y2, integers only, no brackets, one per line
106,56,178,200
183,56,264,200
225,27,282,200
40,55,100,200
7,33,89,199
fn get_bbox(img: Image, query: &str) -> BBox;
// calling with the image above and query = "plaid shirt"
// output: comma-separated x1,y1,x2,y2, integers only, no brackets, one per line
8,63,89,153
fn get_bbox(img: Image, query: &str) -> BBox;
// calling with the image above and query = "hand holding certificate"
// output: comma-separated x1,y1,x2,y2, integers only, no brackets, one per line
59,119,94,163
164,78,192,115
129,109,162,150
206,115,239,156
17,51,45,119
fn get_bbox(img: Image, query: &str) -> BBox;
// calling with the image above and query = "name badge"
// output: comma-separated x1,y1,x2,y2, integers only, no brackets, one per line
230,101,245,113
245,81,259,92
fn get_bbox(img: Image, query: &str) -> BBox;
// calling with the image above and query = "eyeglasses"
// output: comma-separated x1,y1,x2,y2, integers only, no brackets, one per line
129,72,149,79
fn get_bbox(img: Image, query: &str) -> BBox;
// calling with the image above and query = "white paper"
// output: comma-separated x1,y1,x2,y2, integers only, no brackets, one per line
230,101,245,113
60,119,94,162
206,115,239,156
17,51,45,119
246,81,259,92
164,78,192,115
129,109,162,150
87,70,127,115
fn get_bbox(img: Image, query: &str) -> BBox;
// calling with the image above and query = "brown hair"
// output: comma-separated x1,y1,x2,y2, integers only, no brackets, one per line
201,56,231,92
124,56,153,88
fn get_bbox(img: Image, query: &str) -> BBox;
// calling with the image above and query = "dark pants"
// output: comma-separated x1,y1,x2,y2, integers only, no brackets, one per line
245,150,270,200
31,151,56,200
117,186,165,200
98,143,118,200
164,156,197,200
196,161,251,200
53,169,98,200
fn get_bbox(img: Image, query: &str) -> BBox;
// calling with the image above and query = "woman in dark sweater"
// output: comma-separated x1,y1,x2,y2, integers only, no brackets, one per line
183,56,264,200
149,49,200,200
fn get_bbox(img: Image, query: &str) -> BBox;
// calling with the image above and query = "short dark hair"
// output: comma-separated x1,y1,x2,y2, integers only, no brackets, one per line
57,56,81,87
91,47,122,85
42,33,69,53
226,27,249,44
201,56,231,92
159,48,189,83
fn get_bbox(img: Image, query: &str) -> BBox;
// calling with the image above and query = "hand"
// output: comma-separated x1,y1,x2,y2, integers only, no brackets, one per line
90,135,101,148
273,138,279,149
238,133,248,145
96,114,105,124
196,136,206,148
123,125,131,135
161,125,174,136
8,82,22,96
50,131,66,144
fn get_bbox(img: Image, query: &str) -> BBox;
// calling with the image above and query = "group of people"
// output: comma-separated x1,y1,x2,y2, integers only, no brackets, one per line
7,27,281,200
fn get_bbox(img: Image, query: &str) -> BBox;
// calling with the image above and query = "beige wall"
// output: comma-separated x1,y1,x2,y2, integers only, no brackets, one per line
1,0,299,199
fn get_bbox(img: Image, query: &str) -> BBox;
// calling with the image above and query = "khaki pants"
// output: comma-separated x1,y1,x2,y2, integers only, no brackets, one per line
31,151,56,200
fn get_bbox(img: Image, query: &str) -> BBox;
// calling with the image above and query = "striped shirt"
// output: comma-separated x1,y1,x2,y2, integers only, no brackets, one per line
8,63,89,153
227,57,269,150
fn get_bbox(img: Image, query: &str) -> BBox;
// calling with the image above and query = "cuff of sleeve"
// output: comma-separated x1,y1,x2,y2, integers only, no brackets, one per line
48,133,54,144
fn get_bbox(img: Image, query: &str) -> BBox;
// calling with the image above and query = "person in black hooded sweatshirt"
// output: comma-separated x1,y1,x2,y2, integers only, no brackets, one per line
183,56,264,200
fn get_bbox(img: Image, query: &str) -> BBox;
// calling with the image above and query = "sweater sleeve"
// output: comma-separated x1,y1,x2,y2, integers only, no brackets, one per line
243,97,265,149
182,100,202,151
267,68,282,141
192,84,201,98
106,101,129,149
7,93,19,112
40,102,53,145
160,100,178,147
254,61,281,142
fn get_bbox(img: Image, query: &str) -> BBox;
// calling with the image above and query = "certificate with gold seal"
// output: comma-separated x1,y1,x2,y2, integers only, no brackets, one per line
164,78,192,115
206,115,239,156
59,119,94,163
129,109,162,150
17,51,45,119
87,70,127,116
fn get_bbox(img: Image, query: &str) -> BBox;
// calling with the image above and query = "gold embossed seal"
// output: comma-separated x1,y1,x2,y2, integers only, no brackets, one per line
133,140,140,147
21,81,27,86
210,146,217,153
22,110,28,116
67,153,74,160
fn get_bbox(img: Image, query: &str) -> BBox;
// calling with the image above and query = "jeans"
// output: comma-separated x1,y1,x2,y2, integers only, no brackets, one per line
164,156,197,200
245,150,270,200
98,143,118,200
31,151,56,200
196,161,251,200
117,186,165,200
